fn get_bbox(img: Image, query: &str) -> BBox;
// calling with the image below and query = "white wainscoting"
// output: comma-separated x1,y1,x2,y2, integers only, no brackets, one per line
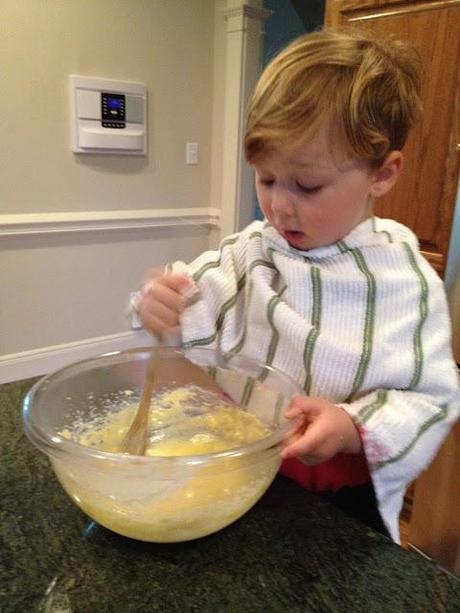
0,330,154,384
0,207,220,383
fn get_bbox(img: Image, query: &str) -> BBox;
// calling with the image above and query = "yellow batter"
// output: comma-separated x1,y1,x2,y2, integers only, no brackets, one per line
55,386,280,542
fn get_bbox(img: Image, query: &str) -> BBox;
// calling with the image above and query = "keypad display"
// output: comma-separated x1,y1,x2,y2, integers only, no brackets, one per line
101,92,126,129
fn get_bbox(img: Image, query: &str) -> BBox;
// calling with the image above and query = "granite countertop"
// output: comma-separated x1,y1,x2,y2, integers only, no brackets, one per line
2,378,460,613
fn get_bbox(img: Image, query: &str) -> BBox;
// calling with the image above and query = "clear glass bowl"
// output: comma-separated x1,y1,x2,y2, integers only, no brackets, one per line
23,347,302,542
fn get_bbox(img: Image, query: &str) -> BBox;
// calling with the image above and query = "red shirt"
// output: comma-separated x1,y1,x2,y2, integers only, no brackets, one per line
279,452,371,492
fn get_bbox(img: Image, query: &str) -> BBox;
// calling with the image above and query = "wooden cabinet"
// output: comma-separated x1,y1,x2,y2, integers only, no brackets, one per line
408,421,460,575
325,0,460,276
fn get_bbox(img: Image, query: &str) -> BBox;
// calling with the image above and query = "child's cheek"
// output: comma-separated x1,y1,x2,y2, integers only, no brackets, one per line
299,206,330,234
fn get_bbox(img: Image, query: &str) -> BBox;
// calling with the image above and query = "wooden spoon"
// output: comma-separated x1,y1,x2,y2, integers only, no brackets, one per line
121,348,226,456
121,349,157,456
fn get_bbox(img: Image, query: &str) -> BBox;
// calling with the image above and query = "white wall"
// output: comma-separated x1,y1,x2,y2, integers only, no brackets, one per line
0,0,223,382
1,0,215,213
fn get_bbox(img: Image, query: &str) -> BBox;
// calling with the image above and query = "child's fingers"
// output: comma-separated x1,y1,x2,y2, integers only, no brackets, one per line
143,273,194,297
284,396,320,419
160,273,196,294
140,312,179,335
139,272,201,338
145,299,181,329
143,275,198,314
281,419,327,461
284,405,303,419
144,282,186,313
282,417,305,445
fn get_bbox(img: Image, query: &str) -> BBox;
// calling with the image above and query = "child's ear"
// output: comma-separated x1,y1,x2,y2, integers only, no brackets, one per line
370,151,404,198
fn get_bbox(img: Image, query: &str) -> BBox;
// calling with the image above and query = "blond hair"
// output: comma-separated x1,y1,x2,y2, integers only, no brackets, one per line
245,28,422,167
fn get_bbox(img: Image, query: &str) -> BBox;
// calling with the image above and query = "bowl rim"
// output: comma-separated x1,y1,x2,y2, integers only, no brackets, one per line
22,346,303,467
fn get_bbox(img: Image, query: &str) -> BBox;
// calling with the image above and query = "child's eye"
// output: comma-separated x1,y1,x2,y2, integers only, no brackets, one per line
296,182,322,194
259,178,274,187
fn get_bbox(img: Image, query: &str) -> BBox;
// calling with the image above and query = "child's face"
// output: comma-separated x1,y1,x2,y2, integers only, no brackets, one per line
253,128,379,250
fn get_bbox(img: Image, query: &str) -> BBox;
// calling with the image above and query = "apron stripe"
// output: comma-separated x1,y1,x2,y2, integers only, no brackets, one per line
338,240,377,401
402,242,429,389
357,389,388,423
259,295,282,382
241,377,256,407
186,275,246,347
192,231,262,282
303,266,322,394
192,236,239,281
229,259,277,355
371,405,448,470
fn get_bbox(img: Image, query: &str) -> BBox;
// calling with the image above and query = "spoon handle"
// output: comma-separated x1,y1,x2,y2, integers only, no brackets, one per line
121,350,157,456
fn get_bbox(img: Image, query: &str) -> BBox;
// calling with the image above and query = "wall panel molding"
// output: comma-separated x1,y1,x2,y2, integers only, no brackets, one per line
0,207,221,237
0,330,154,384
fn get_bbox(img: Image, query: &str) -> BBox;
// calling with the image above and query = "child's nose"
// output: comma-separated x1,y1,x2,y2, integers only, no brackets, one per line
271,188,296,218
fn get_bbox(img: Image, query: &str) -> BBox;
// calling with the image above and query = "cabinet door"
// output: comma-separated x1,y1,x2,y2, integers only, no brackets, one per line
409,421,460,576
325,1,460,275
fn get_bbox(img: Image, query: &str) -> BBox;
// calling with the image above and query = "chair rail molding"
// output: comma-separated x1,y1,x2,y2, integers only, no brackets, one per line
0,207,220,237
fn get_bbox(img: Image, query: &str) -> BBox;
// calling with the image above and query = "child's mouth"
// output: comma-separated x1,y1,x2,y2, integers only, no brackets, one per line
281,229,305,246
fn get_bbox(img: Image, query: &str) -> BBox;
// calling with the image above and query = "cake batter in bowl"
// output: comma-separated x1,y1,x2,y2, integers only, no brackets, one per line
23,347,302,542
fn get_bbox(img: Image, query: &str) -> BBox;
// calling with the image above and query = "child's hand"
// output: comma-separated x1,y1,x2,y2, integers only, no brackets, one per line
281,396,362,464
138,269,195,337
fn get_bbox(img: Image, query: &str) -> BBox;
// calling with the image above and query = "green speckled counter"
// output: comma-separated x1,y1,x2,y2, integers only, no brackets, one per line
1,378,460,613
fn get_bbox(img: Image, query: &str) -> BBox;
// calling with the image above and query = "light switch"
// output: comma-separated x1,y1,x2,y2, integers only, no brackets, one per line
186,142,199,165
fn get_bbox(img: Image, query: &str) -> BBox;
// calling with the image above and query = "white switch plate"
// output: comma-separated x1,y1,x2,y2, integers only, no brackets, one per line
186,141,199,165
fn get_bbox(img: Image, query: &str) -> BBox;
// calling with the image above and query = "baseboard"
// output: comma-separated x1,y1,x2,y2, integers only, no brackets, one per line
0,330,153,384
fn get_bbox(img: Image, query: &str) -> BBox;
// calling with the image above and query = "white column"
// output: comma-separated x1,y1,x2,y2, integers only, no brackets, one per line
219,1,271,237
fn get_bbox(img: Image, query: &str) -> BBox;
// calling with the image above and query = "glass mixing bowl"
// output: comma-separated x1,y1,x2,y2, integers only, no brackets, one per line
23,347,302,542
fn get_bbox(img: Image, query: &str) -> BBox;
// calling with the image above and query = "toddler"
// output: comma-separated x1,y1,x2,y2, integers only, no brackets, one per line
135,28,459,542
